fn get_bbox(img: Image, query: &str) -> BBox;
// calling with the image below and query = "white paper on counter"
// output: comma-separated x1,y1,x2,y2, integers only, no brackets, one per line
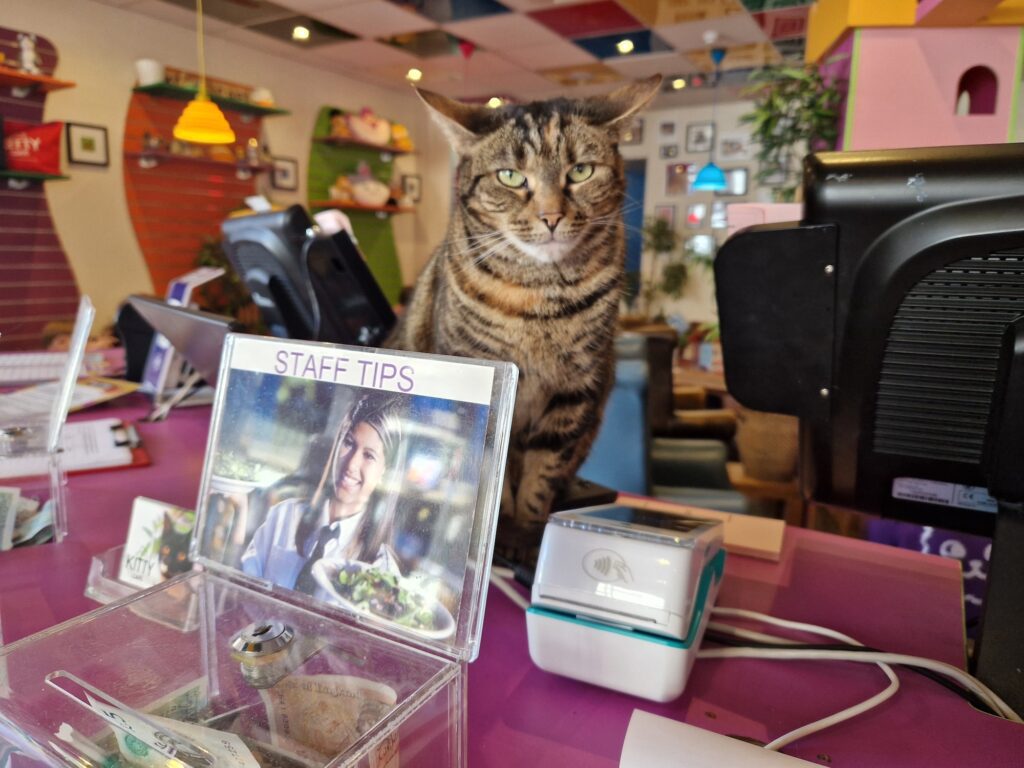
620,710,816,768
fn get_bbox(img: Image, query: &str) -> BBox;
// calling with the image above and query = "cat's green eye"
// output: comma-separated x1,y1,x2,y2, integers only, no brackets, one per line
567,163,594,183
497,169,527,188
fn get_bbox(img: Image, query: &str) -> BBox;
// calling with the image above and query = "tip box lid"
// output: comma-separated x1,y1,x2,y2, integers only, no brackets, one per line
193,334,518,663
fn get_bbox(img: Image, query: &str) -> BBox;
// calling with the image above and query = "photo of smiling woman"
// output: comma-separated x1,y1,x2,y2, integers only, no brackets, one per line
240,391,405,593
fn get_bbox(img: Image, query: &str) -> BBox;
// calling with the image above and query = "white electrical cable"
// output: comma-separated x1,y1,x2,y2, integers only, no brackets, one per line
490,574,1019,747
705,607,901,750
713,606,868,645
707,606,1022,723
767,663,898,751
707,620,796,646
699,646,1024,724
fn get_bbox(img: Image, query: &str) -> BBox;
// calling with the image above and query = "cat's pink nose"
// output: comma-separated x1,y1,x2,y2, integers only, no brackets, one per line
540,212,563,232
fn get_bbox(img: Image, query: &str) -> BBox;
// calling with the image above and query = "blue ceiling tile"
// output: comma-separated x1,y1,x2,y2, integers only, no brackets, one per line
390,0,510,24
573,29,671,60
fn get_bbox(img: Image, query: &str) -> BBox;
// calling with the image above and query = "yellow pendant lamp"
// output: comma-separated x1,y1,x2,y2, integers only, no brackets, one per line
173,0,235,145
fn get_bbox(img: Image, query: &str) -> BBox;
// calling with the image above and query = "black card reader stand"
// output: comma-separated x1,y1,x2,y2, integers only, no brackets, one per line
974,316,1024,716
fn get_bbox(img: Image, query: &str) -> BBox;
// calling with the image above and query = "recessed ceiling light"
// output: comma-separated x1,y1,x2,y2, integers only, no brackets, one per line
487,97,503,108
292,25,310,41
672,78,686,90
406,68,424,83
616,39,634,55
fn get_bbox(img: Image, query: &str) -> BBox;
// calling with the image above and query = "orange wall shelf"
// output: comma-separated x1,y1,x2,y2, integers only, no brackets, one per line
0,63,74,93
122,79,284,296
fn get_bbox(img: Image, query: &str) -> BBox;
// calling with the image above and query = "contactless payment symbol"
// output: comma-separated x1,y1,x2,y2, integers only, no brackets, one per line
583,549,632,583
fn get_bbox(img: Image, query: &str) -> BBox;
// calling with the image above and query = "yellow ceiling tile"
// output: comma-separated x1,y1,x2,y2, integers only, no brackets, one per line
616,0,660,27
539,62,625,87
642,0,746,27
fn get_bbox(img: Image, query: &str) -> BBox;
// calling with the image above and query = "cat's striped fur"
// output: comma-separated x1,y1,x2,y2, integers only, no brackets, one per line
390,77,661,524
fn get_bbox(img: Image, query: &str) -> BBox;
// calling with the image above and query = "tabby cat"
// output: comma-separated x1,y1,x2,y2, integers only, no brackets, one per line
389,76,661,525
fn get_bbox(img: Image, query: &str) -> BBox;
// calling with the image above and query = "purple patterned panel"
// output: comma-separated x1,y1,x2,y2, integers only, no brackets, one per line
0,26,80,351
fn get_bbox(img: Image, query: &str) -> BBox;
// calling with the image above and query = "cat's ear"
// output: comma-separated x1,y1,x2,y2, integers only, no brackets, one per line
591,75,663,129
416,88,494,153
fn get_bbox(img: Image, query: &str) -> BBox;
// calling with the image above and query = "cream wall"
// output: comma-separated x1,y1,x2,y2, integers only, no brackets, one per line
622,99,763,325
5,0,450,328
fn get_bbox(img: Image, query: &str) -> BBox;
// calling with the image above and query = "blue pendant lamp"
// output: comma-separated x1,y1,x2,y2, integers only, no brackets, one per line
692,46,727,192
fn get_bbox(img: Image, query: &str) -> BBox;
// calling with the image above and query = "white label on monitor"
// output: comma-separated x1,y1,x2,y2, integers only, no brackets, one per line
892,477,998,514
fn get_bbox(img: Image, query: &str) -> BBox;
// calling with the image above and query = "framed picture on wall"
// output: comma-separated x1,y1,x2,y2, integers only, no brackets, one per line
685,122,715,154
654,204,676,228
66,122,109,167
665,163,690,196
402,174,422,203
717,167,749,197
621,117,644,146
659,121,675,136
686,234,715,257
711,200,728,229
719,131,753,161
686,203,707,228
659,145,679,159
271,157,299,191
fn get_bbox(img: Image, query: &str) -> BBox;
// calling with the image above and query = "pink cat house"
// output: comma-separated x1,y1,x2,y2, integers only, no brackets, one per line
807,0,1024,151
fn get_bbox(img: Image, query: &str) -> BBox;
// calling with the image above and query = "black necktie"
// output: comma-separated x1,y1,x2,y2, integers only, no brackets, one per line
294,524,334,594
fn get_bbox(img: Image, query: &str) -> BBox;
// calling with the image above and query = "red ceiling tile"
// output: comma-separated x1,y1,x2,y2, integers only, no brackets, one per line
752,7,809,41
529,1,644,39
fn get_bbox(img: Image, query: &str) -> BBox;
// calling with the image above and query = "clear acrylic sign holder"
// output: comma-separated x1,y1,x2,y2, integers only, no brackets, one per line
0,297,95,544
0,334,517,768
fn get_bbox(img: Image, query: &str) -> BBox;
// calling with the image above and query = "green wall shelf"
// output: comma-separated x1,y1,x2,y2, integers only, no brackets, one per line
0,170,69,182
133,83,290,117
308,106,409,304
312,136,414,156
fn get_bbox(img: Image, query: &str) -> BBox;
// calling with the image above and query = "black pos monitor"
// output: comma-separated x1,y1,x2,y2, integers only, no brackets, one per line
715,143,1024,715
220,205,396,346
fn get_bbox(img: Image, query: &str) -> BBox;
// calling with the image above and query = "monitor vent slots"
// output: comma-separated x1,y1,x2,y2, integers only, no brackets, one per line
873,252,1024,462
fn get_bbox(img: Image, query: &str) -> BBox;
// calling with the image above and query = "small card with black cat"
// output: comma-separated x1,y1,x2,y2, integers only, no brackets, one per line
118,496,195,589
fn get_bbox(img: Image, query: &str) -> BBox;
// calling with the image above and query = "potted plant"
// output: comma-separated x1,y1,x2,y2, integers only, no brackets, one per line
194,238,264,331
640,216,685,320
740,63,843,202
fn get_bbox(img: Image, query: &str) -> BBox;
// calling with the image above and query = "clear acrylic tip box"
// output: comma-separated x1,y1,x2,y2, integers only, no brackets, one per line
0,335,518,768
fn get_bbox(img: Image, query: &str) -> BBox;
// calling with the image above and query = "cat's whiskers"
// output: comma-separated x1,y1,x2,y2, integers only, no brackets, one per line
448,231,506,255
463,232,506,249
453,229,505,244
471,235,512,266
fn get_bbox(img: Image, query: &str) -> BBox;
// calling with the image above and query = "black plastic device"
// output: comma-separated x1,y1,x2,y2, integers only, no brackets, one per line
714,142,1024,715
221,205,396,346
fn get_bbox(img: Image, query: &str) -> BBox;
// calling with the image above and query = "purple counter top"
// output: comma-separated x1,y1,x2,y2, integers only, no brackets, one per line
2,393,1022,766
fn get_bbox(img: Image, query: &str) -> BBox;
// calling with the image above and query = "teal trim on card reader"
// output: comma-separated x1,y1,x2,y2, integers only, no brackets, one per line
527,548,726,648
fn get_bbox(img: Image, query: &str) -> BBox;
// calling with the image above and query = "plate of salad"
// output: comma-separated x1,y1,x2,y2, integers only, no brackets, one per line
312,560,455,640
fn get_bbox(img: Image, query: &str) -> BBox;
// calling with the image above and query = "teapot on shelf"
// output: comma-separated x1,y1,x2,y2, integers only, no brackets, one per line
329,161,391,208
330,107,392,147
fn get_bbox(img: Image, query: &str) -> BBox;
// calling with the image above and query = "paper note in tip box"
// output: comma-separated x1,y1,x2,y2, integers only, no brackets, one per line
0,334,517,768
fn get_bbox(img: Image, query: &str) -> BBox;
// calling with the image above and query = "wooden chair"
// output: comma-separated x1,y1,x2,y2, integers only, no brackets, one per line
727,462,805,527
